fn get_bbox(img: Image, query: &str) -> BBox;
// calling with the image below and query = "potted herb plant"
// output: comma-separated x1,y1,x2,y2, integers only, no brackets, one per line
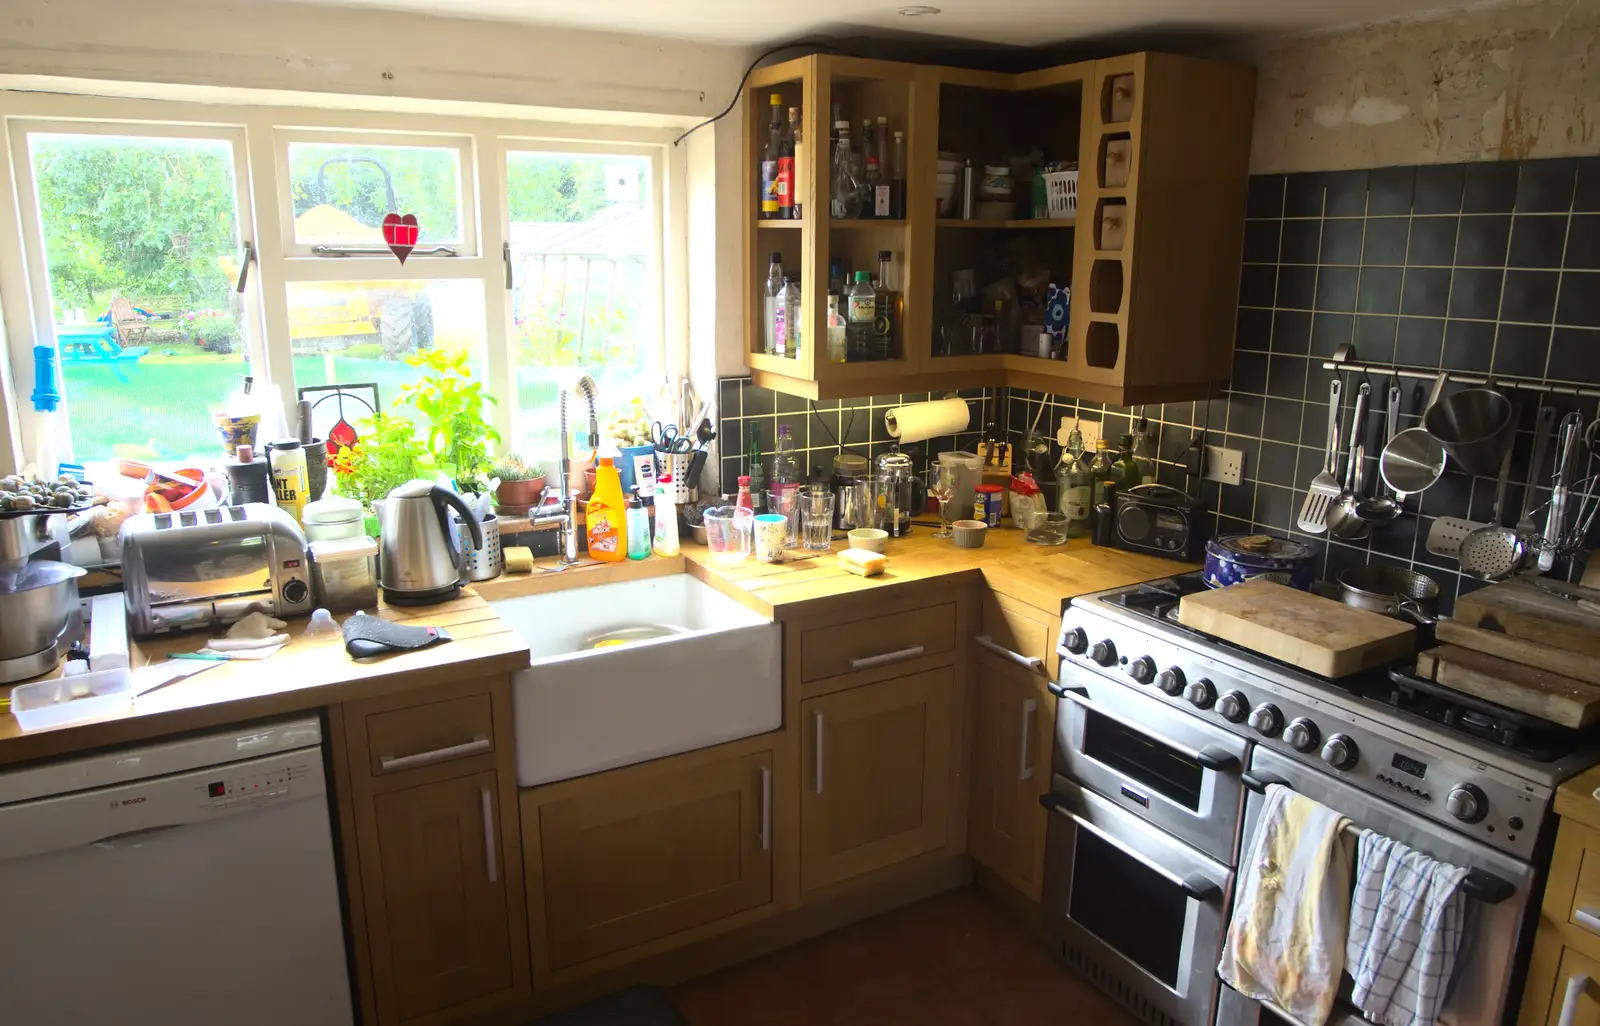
399,349,500,497
490,455,545,513
330,412,428,533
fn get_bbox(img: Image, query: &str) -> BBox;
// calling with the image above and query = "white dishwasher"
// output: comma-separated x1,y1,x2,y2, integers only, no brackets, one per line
0,717,355,1026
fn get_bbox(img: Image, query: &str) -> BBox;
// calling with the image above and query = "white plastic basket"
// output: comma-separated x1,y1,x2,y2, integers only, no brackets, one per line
1041,169,1078,219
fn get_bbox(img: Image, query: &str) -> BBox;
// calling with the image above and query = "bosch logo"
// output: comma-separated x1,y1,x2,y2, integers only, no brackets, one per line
119,796,147,807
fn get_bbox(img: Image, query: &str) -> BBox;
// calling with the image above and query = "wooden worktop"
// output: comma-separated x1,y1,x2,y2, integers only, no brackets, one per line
0,591,529,768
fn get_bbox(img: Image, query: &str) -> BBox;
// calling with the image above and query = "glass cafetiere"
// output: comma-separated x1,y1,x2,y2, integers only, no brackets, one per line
873,451,926,537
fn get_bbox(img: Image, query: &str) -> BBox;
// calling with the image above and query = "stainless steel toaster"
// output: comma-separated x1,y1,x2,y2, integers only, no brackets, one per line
119,503,313,635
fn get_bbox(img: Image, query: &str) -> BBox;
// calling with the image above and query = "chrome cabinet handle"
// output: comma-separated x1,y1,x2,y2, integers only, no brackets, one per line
1041,796,1222,901
1576,907,1600,934
814,713,825,795
976,635,1046,674
378,737,491,773
1057,689,1239,773
480,786,498,884
759,765,772,851
1560,972,1598,1026
850,646,925,670
1019,699,1038,781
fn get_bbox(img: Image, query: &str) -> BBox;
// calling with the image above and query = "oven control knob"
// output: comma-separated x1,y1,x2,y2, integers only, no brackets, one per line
1215,691,1249,723
1282,718,1321,753
1183,678,1216,710
1445,784,1487,824
1090,640,1119,667
1247,704,1283,736
1321,734,1359,771
1063,627,1089,655
282,578,309,605
1155,667,1187,696
1129,656,1157,684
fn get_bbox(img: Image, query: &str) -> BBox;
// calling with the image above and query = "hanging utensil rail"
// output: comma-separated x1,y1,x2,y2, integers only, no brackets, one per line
1319,360,1600,399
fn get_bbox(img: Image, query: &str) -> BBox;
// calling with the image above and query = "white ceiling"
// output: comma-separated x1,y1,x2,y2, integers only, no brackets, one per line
289,0,1472,48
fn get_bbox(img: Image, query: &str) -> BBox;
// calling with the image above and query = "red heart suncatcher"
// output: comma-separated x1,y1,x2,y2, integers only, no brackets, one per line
382,213,419,264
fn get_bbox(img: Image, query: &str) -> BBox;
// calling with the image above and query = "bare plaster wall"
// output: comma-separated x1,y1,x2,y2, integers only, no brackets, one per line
1244,0,1600,173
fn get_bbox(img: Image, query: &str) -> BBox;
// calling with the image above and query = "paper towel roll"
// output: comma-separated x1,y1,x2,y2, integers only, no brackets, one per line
884,398,971,445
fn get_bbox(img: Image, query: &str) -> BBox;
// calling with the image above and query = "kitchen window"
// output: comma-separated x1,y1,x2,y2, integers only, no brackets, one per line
0,93,680,471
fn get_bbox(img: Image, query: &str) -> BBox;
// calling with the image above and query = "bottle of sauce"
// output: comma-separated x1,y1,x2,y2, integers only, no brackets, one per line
585,457,627,562
267,439,308,523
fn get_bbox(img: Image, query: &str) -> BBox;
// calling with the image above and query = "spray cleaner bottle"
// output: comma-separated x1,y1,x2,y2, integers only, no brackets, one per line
585,457,627,562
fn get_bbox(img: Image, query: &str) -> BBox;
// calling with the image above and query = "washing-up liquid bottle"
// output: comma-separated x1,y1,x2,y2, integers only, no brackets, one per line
585,457,626,562
625,489,651,560
653,474,680,557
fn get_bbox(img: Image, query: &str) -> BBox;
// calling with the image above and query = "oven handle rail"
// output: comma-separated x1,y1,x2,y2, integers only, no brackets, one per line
1038,793,1225,902
1239,772,1516,905
1046,681,1240,773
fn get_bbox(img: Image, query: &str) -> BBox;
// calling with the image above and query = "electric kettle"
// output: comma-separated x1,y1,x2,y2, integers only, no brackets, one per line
379,480,483,604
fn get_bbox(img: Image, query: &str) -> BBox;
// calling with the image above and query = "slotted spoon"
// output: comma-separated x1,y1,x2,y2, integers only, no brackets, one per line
1458,409,1523,580
1297,377,1343,534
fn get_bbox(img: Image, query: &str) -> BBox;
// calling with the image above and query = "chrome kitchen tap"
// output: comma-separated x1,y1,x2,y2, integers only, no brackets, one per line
531,375,599,569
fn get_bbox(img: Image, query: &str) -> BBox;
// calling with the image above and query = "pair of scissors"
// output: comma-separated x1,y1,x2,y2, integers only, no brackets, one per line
653,421,692,454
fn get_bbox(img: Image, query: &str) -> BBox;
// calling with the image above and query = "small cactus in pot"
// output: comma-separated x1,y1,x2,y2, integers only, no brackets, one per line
491,455,545,513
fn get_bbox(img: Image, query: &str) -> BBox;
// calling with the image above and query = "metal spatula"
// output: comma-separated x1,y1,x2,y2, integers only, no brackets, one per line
1297,377,1343,534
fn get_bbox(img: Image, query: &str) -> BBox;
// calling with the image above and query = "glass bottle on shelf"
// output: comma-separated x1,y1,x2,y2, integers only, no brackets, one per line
827,293,848,363
828,258,846,296
788,106,804,220
873,250,899,361
860,119,878,218
873,117,891,217
760,94,783,219
890,131,906,219
763,252,784,355
846,271,876,362
779,275,802,360
1133,430,1158,485
830,122,861,219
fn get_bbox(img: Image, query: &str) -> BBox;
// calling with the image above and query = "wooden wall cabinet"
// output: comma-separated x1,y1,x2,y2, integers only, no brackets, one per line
333,678,531,1026
743,51,1255,406
521,737,777,981
966,650,1053,899
798,666,956,892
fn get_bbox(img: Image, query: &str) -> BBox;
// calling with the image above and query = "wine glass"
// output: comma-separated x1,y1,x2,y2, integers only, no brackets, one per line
929,465,958,539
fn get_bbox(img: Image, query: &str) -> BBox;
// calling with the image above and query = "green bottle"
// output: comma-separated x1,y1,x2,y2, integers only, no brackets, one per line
1115,434,1142,491
745,423,767,514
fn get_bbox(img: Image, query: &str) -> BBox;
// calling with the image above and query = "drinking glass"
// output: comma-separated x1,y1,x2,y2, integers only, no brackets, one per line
1025,510,1071,546
767,489,800,548
799,489,836,551
928,465,958,539
838,479,876,531
703,506,753,565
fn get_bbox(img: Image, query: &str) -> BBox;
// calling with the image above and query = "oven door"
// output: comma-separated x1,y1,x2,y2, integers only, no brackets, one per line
1051,666,1249,866
1042,777,1233,1026
1215,746,1534,1026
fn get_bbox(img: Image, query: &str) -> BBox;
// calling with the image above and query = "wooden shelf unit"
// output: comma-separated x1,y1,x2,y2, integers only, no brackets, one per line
742,52,1255,405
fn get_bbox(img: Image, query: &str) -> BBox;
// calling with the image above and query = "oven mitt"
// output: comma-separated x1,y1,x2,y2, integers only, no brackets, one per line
342,612,452,660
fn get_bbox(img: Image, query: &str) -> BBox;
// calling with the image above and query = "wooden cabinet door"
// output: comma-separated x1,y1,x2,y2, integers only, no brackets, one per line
1543,947,1600,1026
369,769,515,1023
534,747,774,970
799,667,955,892
967,652,1053,898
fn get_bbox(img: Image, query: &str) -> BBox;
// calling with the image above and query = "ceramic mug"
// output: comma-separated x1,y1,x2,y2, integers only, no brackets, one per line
754,513,789,563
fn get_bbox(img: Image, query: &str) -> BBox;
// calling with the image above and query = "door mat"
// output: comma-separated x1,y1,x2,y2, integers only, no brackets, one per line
525,985,687,1026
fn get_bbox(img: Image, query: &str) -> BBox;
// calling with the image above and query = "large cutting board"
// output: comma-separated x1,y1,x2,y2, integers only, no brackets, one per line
1177,579,1416,678
1434,619,1600,686
1415,646,1600,729
1453,582,1600,658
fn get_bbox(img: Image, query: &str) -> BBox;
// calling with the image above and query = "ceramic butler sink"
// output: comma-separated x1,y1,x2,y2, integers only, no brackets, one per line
492,573,780,786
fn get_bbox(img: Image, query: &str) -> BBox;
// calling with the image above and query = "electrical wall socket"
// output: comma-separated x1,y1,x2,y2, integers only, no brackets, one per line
1204,445,1245,486
1057,417,1102,449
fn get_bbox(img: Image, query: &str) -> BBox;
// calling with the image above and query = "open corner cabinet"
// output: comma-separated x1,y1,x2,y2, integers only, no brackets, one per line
742,52,1257,405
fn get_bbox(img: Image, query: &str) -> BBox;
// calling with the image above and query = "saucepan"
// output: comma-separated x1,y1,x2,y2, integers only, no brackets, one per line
1336,565,1439,626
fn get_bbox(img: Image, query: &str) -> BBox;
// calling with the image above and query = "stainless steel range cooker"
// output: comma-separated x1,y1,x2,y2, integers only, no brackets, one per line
1040,571,1600,1026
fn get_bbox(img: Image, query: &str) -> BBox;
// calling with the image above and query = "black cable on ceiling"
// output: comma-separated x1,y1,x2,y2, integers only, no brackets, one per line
672,40,862,148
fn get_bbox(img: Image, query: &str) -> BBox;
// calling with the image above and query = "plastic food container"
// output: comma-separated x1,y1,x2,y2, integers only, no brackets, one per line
310,536,380,610
10,667,134,731
302,496,366,541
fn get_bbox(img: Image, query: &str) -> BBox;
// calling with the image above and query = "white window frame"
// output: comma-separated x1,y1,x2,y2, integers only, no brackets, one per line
0,89,688,470
3,116,265,464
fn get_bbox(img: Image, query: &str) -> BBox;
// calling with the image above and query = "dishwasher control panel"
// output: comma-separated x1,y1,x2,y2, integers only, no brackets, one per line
202,757,317,809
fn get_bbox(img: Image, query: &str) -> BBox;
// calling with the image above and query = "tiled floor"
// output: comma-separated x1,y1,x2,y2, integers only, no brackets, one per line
670,886,1138,1026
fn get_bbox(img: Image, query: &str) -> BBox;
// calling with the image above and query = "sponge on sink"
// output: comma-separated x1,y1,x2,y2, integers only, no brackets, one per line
838,548,887,577
504,546,535,573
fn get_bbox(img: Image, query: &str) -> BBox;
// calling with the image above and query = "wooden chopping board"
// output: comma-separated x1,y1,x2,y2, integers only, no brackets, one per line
1434,619,1600,686
1416,646,1600,729
1453,582,1600,659
1178,579,1416,678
